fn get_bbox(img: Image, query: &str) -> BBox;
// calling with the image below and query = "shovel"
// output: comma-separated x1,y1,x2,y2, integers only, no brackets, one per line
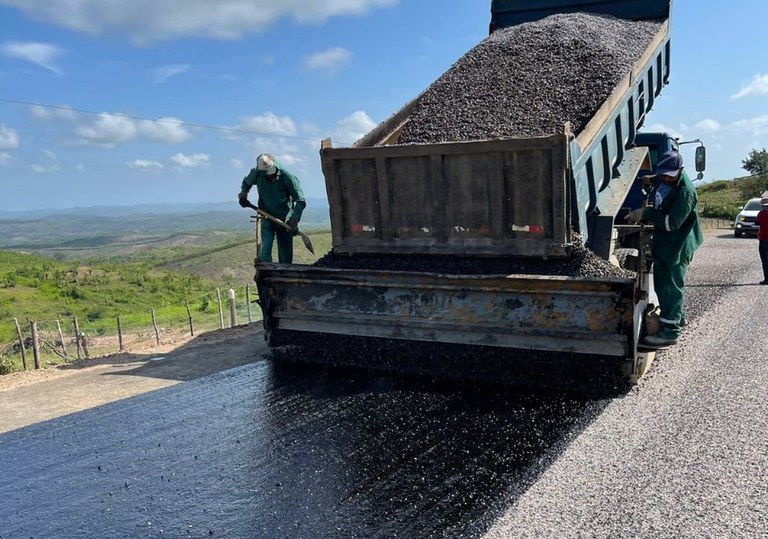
244,201,315,255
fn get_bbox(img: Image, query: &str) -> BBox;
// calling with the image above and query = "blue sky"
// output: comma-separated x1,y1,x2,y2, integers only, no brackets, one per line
0,0,767,212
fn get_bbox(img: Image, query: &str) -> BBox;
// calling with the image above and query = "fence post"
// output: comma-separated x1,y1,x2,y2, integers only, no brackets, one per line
228,289,237,328
56,319,68,358
73,317,82,360
216,288,224,329
151,308,160,345
29,320,41,370
13,317,27,371
117,315,124,352
245,284,252,323
185,300,194,337
79,332,90,359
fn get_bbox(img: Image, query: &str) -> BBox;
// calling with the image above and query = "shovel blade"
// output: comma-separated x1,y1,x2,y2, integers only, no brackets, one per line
299,231,315,254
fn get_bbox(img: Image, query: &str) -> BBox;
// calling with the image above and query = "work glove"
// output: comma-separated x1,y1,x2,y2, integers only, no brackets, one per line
238,194,250,208
626,208,646,225
287,217,299,236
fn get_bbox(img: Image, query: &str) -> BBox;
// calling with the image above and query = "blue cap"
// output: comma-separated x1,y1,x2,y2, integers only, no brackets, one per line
656,150,683,177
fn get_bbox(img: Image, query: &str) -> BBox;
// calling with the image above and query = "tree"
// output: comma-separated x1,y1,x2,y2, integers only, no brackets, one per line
742,148,768,179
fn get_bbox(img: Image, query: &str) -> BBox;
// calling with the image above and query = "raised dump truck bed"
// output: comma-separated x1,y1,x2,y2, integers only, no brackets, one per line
255,1,675,383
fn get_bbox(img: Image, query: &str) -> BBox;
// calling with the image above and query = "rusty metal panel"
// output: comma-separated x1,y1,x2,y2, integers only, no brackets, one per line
321,135,570,257
258,265,636,358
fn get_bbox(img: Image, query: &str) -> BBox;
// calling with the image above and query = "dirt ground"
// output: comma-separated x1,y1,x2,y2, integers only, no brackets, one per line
0,324,266,433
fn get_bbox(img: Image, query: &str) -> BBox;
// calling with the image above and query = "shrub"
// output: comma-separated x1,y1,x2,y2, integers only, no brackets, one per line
700,204,739,220
86,307,105,322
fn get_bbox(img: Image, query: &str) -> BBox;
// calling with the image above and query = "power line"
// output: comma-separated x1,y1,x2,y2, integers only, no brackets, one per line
0,96,328,143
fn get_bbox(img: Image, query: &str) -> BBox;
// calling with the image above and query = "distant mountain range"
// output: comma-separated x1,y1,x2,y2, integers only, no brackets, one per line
0,198,330,220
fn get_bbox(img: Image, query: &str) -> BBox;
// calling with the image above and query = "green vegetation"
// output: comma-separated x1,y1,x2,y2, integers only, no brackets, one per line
742,148,768,178
0,229,332,374
0,250,219,341
697,175,767,219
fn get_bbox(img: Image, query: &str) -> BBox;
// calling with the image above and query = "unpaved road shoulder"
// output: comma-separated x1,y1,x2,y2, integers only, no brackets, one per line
0,325,265,434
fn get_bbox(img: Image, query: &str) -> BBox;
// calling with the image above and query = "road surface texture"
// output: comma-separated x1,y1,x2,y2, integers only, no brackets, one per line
0,231,766,538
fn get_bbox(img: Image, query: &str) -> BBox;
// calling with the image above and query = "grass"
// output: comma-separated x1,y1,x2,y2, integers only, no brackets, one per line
0,229,333,374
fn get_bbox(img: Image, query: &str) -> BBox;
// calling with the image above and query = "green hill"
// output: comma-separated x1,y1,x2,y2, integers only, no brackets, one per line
697,175,768,219
0,230,333,374
0,250,222,340
160,231,332,283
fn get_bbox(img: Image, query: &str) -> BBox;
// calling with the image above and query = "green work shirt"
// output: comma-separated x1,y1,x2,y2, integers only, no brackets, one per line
240,162,305,222
641,170,703,266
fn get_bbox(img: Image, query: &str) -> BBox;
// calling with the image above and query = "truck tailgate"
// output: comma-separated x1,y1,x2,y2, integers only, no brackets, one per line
322,135,570,258
257,265,637,358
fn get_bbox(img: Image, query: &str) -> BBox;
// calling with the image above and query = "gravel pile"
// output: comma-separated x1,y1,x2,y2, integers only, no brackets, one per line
314,239,635,279
394,13,662,144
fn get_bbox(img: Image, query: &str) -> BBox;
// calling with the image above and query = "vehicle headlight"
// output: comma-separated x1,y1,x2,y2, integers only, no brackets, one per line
739,215,746,222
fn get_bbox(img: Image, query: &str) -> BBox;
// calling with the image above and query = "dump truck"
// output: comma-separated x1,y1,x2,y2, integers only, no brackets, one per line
254,0,706,384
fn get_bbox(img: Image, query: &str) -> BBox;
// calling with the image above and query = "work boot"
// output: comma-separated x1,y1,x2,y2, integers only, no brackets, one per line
679,316,687,328
642,328,678,348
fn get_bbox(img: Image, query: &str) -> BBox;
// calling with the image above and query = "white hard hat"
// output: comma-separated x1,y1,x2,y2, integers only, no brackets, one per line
256,153,277,175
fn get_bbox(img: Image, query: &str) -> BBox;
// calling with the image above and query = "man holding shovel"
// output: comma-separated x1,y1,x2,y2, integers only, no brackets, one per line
238,153,306,263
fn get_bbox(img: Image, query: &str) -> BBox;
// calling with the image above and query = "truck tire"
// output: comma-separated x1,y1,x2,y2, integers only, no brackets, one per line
265,326,285,347
734,230,742,238
613,248,640,271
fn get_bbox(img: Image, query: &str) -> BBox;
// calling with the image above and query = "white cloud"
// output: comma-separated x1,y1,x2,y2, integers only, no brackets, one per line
230,158,244,169
732,74,768,99
148,64,190,84
31,150,60,173
171,152,209,168
0,124,20,150
0,0,397,43
138,118,191,143
641,123,685,141
75,114,138,147
235,112,297,137
694,119,721,134
74,113,191,146
1,41,64,74
31,163,61,173
127,159,164,169
0,152,11,165
732,115,768,136
28,103,78,121
305,47,351,76
333,110,377,145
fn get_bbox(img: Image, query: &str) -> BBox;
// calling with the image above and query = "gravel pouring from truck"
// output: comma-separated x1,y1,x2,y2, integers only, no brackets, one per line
255,0,683,382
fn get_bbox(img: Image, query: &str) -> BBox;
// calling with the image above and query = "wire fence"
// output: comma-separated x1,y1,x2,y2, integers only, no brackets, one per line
699,217,732,230
0,284,261,375
0,217,734,375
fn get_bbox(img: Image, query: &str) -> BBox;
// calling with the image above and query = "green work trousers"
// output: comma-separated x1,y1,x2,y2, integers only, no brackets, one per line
259,219,294,263
652,255,689,338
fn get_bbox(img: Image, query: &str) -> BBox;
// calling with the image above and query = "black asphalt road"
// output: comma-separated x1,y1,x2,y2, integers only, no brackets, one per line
1,232,766,538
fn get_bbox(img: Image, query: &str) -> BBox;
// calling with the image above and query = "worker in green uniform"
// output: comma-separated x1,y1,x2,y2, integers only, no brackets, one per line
238,153,306,263
627,149,703,348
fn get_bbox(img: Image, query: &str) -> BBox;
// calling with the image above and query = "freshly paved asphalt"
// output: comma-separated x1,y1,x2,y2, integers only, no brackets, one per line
0,231,765,538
